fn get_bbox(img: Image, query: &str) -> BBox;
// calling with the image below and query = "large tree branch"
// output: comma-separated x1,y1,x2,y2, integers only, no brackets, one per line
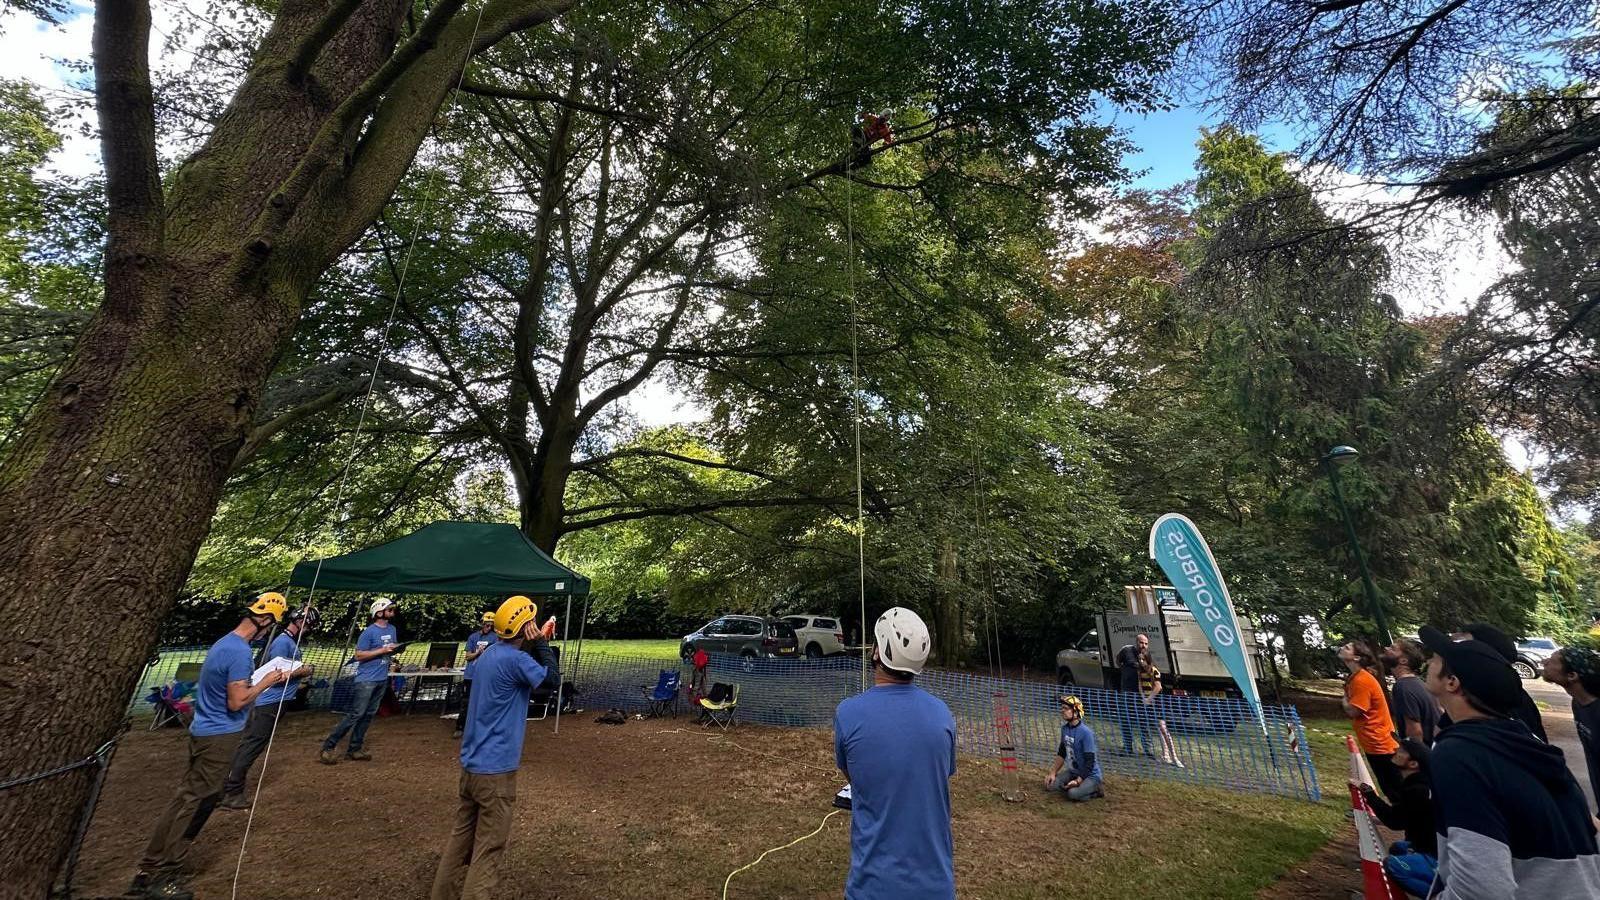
461,79,655,123
299,0,578,261
94,0,163,289
284,0,368,84
561,494,853,534
249,0,470,254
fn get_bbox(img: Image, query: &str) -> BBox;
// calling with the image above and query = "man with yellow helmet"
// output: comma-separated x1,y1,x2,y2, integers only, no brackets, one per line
130,593,292,899
430,595,556,900
452,612,498,739
1045,694,1103,802
219,604,318,811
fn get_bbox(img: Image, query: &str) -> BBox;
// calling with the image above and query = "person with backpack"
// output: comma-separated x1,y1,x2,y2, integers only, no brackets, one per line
1421,625,1600,898
834,607,956,899
430,595,555,900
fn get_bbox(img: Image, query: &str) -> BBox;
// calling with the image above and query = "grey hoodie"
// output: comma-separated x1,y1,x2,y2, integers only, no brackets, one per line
1431,717,1600,899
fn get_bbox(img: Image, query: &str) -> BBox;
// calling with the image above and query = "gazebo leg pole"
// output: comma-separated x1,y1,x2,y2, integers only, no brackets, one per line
554,595,572,735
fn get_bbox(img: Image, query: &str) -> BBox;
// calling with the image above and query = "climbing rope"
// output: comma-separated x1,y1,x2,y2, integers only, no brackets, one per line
845,148,868,690
722,809,843,900
227,8,487,898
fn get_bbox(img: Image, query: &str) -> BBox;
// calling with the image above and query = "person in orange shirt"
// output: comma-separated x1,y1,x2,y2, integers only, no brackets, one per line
1340,639,1403,800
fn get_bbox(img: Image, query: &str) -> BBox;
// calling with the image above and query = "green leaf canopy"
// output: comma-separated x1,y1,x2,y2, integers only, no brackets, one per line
290,521,590,597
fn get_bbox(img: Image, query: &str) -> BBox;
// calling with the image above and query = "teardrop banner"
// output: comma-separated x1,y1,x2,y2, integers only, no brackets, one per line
1147,513,1263,721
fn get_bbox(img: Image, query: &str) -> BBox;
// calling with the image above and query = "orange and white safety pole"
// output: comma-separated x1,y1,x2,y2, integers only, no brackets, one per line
1346,736,1407,900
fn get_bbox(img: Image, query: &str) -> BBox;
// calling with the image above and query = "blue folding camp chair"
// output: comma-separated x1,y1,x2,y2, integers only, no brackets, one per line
644,669,682,718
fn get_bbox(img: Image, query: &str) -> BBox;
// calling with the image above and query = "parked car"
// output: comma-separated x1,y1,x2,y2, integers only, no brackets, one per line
680,615,799,660
1514,636,1561,679
780,615,846,658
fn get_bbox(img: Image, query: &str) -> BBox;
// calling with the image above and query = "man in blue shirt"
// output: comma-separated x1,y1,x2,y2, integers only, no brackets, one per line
219,605,317,810
320,597,402,764
452,612,498,739
1045,694,1104,801
833,607,956,900
131,594,291,899
431,595,554,900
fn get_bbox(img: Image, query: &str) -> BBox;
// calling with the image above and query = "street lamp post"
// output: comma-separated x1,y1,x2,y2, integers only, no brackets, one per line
1321,445,1394,647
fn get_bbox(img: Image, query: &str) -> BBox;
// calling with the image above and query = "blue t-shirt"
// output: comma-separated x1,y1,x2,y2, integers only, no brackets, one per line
190,633,254,737
833,683,957,900
255,632,305,707
1058,720,1102,780
463,629,497,680
354,623,398,682
460,643,548,775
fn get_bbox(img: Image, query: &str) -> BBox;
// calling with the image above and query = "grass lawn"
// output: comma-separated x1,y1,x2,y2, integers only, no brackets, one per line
79,708,1354,898
555,637,682,660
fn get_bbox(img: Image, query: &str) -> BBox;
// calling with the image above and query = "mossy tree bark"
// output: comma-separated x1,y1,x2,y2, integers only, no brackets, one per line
0,1,573,893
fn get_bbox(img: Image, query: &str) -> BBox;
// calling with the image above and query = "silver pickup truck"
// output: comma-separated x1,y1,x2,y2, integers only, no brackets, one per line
1055,608,1265,698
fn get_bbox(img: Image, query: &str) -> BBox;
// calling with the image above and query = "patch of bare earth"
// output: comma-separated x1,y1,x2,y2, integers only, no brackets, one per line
72,710,1341,899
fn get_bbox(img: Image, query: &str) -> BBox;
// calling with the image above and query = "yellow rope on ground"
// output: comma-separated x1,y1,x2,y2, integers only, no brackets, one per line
722,809,843,900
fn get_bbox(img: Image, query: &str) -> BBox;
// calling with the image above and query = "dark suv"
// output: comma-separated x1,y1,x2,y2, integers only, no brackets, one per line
680,615,799,660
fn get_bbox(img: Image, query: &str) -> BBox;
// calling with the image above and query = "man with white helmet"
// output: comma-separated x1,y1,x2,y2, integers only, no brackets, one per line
430,595,555,900
320,597,404,765
833,607,957,900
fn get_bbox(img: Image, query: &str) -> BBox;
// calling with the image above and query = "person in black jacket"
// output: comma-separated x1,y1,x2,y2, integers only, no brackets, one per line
1433,622,1547,742
1420,625,1599,898
1360,738,1436,857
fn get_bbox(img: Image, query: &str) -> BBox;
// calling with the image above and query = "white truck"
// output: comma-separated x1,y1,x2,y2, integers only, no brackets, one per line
1055,607,1267,700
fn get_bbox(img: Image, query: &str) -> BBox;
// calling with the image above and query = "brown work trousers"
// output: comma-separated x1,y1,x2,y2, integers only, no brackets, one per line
139,731,242,873
430,770,518,900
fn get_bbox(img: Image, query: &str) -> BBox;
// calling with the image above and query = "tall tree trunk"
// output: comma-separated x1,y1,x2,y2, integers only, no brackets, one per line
0,2,572,893
522,415,578,553
930,537,965,664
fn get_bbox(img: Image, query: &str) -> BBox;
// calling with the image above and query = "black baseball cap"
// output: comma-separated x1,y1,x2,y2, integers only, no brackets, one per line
1459,622,1518,664
1420,625,1522,715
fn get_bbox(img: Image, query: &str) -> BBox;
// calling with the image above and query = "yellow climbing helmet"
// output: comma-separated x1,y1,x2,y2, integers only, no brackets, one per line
248,592,288,623
481,612,495,624
493,595,538,640
1059,694,1085,717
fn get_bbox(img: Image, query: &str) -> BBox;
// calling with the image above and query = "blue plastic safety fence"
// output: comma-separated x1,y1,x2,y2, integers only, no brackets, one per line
128,646,1319,801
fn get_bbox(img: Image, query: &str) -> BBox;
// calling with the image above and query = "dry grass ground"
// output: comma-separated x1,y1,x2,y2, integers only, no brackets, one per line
72,708,1351,899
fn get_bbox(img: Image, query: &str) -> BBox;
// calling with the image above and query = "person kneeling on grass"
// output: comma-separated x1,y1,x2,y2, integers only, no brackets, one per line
430,595,557,900
1045,694,1103,802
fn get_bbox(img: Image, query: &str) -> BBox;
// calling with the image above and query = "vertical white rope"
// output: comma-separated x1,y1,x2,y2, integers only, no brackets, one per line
228,8,487,896
846,149,868,691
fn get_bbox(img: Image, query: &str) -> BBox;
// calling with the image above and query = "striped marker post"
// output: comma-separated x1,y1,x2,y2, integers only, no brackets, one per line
1346,736,1407,900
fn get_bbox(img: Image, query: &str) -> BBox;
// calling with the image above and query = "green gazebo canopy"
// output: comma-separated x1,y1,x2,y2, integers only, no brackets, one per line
289,521,590,597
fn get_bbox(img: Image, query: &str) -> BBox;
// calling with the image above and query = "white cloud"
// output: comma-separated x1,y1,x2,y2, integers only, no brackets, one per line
1300,165,1514,316
0,10,98,176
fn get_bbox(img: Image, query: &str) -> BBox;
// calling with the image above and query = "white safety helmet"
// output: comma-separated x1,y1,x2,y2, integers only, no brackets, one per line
873,607,931,675
369,597,397,618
